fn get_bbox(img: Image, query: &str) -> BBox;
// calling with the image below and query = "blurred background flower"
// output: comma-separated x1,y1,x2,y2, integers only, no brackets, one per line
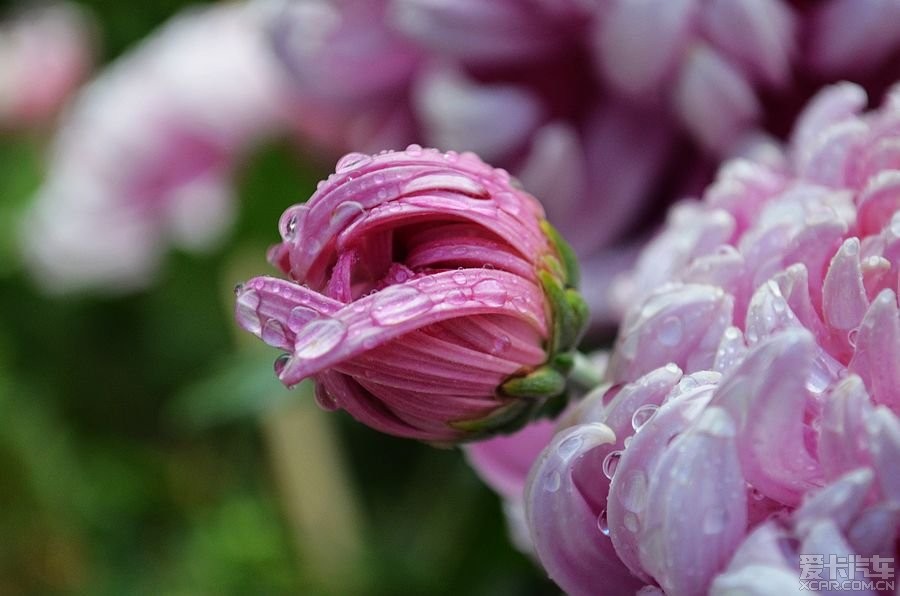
1,0,899,594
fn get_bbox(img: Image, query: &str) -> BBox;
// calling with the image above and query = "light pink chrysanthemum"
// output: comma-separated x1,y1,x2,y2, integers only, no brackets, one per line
20,2,290,291
0,3,94,130
235,147,587,442
520,82,900,595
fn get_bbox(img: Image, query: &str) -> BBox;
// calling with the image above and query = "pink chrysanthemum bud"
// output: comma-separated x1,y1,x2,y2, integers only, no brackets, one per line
235,146,587,442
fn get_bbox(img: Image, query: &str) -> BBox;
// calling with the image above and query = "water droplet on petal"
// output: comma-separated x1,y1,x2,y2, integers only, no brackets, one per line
545,471,561,492
233,283,244,296
335,152,372,172
602,450,621,479
597,510,610,536
632,404,659,431
235,289,262,334
473,279,507,307
511,295,530,313
446,289,469,306
444,150,458,162
491,335,511,355
658,316,684,346
623,512,640,532
496,192,521,216
703,507,727,534
848,327,859,348
557,435,583,459
621,470,648,513
294,318,347,359
330,200,365,225
262,319,287,347
452,270,467,285
405,143,423,156
370,285,433,325
274,353,290,375
288,306,318,330
286,214,298,240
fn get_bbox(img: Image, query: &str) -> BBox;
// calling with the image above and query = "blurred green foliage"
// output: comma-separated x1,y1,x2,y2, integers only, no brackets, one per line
0,2,557,594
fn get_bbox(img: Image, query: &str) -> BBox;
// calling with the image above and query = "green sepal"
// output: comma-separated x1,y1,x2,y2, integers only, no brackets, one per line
551,352,574,375
539,253,566,283
540,220,580,288
539,270,589,355
450,397,536,438
501,365,566,399
565,288,589,349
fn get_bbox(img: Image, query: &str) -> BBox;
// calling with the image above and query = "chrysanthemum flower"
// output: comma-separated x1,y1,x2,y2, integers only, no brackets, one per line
519,82,900,595
19,2,290,291
235,147,588,442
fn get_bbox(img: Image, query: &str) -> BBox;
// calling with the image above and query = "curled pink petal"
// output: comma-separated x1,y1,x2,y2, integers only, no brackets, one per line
525,423,644,596
637,407,747,596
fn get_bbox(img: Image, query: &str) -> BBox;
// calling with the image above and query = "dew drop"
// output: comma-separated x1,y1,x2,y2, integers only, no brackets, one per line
602,450,621,479
235,290,262,334
511,295,530,313
374,172,385,184
446,289,469,306
496,192,521,216
285,214,298,240
274,353,290,375
444,150,459,162
597,510,610,536
233,283,244,296
330,200,365,225
370,285,433,325
452,270,467,285
623,512,640,532
557,435,583,459
405,143,423,156
491,335,511,355
288,305,318,330
848,327,859,348
545,471,561,492
473,279,507,307
294,318,347,359
703,507,727,535
658,316,684,346
335,152,372,172
631,404,659,432
621,470,648,513
262,319,287,347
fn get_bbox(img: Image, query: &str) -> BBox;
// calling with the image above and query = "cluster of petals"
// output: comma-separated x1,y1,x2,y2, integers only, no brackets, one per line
0,3,94,130
469,82,900,595
20,2,291,291
235,147,586,442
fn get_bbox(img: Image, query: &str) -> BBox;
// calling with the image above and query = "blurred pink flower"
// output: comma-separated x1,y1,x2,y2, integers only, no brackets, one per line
235,147,587,442
0,3,94,130
522,82,900,595
20,1,290,291
270,0,422,155
591,0,797,153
